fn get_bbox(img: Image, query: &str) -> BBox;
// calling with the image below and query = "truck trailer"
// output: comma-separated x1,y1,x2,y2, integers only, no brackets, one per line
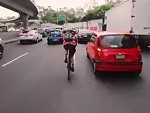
104,0,150,47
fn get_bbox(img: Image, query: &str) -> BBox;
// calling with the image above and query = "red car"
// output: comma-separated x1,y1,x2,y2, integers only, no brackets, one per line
86,32,143,75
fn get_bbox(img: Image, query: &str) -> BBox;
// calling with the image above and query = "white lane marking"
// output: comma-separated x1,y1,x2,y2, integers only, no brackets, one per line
2,52,28,67
43,41,47,44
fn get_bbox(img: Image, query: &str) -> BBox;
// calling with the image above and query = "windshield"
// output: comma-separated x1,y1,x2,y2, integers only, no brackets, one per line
100,35,138,49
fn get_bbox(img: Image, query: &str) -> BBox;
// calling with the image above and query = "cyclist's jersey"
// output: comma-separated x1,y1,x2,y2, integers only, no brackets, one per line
63,34,77,46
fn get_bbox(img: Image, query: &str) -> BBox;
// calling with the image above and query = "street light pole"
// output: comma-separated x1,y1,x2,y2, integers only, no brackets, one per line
57,9,59,25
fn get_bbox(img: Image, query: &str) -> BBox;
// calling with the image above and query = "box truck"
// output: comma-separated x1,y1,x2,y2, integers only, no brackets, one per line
104,0,150,47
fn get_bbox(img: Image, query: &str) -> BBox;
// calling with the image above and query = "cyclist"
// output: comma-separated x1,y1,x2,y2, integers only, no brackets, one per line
63,29,77,72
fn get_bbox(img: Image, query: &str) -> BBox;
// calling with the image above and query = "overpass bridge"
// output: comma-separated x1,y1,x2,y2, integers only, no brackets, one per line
0,0,38,29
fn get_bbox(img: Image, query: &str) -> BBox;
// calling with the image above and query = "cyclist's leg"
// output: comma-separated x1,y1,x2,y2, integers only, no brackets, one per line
69,45,76,71
64,45,69,63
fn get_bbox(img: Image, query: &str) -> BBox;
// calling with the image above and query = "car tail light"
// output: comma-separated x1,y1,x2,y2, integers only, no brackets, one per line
137,47,142,61
29,34,34,36
97,48,101,52
97,48,101,56
19,33,23,36
137,46,141,52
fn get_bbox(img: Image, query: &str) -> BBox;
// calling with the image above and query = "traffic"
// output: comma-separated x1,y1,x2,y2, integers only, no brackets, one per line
0,25,145,76
1,0,150,113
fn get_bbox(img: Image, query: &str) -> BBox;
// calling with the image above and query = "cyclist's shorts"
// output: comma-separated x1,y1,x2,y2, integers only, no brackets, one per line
64,44,76,57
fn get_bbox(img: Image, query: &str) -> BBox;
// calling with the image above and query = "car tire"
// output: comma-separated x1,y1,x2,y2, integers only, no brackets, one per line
20,40,23,44
60,40,63,44
35,38,38,43
93,63,99,76
47,41,51,45
134,71,141,76
78,39,82,44
0,45,4,59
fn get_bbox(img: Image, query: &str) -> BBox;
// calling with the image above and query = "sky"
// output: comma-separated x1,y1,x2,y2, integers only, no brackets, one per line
35,0,105,9
0,0,105,18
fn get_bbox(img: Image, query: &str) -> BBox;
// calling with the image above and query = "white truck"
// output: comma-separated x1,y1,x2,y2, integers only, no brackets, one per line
104,0,150,47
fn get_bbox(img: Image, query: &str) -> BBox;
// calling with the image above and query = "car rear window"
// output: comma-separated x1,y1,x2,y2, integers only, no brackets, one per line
100,35,138,49
22,30,29,33
50,31,61,37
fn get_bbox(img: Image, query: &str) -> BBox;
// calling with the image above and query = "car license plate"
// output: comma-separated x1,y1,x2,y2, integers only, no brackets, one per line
115,55,125,60
54,39,58,41
84,35,87,37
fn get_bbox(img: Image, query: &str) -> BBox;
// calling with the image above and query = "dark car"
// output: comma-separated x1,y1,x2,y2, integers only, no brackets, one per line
77,29,96,44
47,30,63,45
38,28,47,38
86,32,143,76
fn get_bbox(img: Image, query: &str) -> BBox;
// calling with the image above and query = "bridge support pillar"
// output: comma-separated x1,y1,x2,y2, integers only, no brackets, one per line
22,14,29,30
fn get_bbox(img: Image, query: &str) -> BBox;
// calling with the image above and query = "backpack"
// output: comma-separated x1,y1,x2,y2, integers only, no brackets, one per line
64,33,74,42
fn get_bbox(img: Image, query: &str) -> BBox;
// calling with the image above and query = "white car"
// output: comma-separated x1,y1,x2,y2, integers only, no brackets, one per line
19,30,42,44
0,38,4,59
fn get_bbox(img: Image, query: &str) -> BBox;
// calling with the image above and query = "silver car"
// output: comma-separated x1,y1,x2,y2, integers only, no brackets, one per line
0,38,4,59
19,29,43,44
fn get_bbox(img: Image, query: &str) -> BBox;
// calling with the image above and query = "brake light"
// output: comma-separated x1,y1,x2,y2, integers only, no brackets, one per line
19,33,23,36
136,47,142,61
97,48,101,56
29,34,34,36
97,48,101,52
137,46,141,52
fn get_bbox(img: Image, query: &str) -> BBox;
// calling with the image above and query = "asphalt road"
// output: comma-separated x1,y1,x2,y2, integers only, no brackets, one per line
0,38,150,113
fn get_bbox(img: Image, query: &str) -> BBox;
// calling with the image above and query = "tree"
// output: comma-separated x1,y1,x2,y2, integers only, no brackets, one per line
81,3,114,21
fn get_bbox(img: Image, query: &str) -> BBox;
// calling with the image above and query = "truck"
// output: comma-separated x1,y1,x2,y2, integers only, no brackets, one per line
104,0,150,48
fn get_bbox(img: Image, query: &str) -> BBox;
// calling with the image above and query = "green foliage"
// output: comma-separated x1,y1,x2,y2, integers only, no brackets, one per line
82,3,114,21
37,3,115,24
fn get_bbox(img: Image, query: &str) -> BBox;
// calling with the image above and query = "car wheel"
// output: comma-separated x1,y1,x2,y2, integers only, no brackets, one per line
60,40,63,44
35,38,38,43
0,45,4,59
93,63,99,76
134,71,141,76
20,40,23,44
78,40,82,44
47,41,51,45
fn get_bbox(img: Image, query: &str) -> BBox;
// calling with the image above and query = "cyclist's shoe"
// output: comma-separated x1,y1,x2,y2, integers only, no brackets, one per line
64,58,67,63
71,66,75,72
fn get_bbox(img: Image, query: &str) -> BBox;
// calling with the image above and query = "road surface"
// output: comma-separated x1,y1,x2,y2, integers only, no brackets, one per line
0,39,150,113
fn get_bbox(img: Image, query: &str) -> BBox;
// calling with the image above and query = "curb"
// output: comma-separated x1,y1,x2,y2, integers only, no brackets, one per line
3,39,19,44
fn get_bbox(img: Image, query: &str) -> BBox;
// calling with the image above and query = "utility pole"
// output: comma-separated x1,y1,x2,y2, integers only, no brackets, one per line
57,9,59,25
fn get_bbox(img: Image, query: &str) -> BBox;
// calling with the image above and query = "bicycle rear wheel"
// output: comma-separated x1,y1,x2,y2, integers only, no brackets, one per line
67,51,71,80
68,67,71,80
